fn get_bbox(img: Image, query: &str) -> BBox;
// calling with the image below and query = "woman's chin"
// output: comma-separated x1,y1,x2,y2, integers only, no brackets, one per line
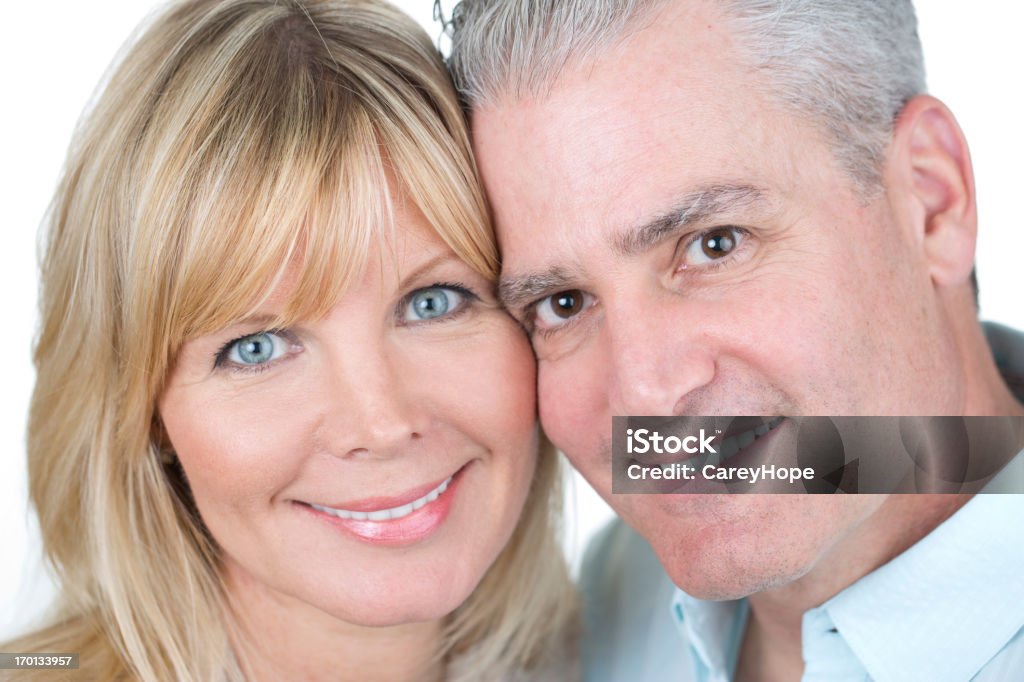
314,575,481,629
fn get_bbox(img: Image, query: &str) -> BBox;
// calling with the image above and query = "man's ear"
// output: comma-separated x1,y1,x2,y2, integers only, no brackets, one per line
886,95,977,288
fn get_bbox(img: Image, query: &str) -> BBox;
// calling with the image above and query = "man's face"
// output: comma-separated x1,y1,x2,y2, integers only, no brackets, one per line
472,1,965,598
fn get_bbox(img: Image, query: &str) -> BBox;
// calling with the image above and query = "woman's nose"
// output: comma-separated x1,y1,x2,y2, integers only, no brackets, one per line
314,340,430,460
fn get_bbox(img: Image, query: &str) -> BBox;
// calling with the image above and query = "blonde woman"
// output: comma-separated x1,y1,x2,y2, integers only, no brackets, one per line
3,0,575,679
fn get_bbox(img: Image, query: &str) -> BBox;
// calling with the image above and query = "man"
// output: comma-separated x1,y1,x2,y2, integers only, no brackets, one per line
448,1,1024,680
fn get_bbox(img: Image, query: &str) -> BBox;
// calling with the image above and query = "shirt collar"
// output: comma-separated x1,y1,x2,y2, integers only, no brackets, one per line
671,475,1024,682
670,590,747,681
817,474,1024,682
819,320,1024,681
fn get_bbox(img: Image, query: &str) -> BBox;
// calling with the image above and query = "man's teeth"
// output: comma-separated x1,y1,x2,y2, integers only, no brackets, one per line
310,476,452,521
715,417,784,463
651,417,785,475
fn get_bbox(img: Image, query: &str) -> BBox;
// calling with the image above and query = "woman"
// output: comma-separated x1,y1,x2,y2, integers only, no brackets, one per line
5,0,575,679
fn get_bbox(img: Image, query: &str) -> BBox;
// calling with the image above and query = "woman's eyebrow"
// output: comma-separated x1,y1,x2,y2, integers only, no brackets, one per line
217,313,281,330
396,252,466,290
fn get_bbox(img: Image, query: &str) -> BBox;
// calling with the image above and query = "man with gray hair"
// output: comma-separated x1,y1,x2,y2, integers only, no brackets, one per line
448,1,1024,680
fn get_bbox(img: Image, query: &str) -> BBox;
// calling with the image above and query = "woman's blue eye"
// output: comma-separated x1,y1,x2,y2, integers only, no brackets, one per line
405,287,465,321
227,332,287,365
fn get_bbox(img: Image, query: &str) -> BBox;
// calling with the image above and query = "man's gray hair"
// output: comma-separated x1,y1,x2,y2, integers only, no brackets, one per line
447,0,927,193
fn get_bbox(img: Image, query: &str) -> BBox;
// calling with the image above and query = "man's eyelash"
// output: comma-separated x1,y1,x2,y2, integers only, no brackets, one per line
675,226,751,273
532,312,587,341
521,293,593,339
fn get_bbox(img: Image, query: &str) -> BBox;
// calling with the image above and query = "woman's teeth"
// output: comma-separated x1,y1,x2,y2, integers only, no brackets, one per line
310,476,452,521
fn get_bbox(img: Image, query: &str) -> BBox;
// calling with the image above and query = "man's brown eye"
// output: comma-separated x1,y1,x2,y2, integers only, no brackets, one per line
533,288,594,332
701,228,736,259
552,290,584,318
680,226,746,269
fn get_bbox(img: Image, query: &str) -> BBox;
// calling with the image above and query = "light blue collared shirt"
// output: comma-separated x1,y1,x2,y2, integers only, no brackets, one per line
671,458,1024,682
583,474,1024,681
581,323,1024,681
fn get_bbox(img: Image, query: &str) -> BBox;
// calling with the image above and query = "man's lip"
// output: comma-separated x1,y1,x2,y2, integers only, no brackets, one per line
633,419,787,494
302,464,468,513
628,416,785,466
717,416,778,442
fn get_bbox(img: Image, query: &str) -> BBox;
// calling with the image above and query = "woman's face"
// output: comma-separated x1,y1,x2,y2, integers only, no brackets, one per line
159,196,539,628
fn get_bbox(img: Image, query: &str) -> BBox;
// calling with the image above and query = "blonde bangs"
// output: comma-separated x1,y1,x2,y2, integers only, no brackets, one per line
126,5,497,390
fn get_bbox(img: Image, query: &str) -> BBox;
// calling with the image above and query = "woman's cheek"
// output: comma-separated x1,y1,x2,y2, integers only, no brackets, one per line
160,381,313,514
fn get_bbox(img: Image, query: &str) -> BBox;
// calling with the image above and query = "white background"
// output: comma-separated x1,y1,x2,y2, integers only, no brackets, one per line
1,1,1021,640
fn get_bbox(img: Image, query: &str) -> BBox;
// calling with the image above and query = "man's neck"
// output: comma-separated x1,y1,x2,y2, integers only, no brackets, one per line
739,493,971,680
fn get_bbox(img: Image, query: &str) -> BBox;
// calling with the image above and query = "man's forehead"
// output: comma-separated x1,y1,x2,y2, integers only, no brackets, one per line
471,11,779,220
466,0,743,110
470,0,829,308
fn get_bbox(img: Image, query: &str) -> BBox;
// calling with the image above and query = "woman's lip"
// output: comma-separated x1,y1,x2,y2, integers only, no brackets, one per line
298,464,469,546
305,466,465,513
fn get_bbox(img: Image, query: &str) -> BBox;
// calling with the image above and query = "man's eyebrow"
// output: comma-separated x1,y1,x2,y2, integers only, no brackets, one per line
613,183,766,257
497,184,766,314
498,267,579,315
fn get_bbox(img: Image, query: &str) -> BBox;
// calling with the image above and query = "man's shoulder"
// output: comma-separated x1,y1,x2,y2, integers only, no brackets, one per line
579,519,691,682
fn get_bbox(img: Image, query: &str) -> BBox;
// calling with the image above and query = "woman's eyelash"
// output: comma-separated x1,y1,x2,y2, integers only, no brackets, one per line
422,281,479,300
212,328,287,369
398,281,481,323
209,283,484,372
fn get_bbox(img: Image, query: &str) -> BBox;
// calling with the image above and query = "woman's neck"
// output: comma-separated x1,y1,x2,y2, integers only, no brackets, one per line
223,559,446,682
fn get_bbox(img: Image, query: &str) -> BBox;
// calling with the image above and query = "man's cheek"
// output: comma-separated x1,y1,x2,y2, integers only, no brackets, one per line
537,381,573,453
538,370,598,455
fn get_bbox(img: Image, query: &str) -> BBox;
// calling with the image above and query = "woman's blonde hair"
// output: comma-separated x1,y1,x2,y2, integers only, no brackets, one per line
9,0,574,679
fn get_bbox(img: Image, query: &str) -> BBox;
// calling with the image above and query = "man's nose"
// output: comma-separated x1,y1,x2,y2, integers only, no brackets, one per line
315,341,429,460
603,297,715,416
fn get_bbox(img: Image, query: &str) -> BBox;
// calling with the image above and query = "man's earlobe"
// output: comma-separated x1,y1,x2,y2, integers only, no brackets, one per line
889,95,977,288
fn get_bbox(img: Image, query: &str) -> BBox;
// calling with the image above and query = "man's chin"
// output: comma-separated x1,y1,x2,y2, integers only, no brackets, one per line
629,509,814,602
654,544,807,601
663,567,796,602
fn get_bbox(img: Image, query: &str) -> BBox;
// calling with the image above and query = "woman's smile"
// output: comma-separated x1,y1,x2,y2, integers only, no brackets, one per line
295,461,473,545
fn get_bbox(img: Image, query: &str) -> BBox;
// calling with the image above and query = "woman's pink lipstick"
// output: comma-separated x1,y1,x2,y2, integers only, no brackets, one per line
297,464,468,546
